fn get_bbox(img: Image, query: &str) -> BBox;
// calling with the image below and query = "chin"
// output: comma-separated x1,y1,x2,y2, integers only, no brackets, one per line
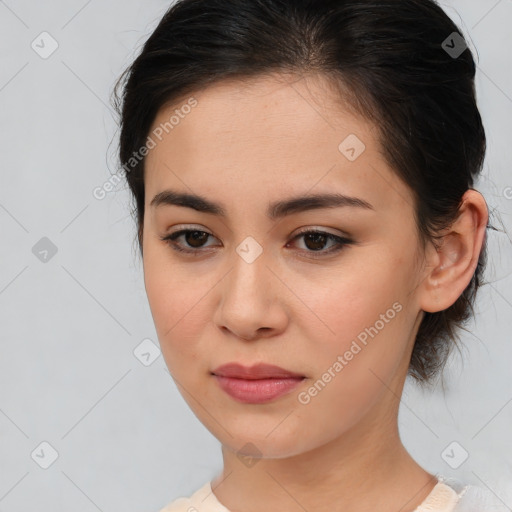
216,428,315,460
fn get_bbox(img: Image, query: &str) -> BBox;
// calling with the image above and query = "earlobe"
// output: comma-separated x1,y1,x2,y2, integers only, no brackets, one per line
419,190,488,314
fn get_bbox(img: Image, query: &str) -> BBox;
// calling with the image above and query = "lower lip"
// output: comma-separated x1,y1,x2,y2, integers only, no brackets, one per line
213,375,305,404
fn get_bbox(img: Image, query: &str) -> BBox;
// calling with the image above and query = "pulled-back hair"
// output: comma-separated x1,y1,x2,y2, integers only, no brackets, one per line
113,0,488,387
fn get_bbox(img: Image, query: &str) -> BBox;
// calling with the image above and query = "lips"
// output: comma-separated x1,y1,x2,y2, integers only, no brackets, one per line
211,362,305,380
211,363,306,404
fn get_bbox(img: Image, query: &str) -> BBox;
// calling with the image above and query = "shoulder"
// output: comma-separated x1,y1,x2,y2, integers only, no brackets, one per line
158,481,231,512
437,476,510,512
453,484,510,512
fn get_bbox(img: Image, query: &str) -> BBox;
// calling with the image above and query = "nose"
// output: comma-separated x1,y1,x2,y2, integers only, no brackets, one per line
213,247,289,341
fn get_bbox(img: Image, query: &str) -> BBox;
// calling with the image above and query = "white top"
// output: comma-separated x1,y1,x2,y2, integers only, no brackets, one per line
159,475,510,512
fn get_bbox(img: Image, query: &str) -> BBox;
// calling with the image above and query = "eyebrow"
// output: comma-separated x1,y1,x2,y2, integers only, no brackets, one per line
150,189,374,219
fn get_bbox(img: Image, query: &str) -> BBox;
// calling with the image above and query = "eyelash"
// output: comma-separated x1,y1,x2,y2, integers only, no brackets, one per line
159,227,353,259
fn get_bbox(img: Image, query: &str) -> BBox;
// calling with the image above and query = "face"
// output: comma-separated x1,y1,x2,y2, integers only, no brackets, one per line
142,73,427,459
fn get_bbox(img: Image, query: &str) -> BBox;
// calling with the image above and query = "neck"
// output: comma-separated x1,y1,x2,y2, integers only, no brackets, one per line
211,392,436,512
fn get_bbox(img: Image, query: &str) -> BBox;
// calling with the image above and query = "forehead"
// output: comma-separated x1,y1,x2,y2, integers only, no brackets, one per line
144,73,413,215
147,72,369,151
150,72,367,143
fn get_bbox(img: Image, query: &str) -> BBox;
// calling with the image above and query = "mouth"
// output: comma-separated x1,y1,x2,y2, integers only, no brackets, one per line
211,362,306,404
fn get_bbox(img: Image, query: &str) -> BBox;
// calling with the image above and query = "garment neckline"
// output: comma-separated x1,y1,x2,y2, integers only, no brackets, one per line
199,477,461,512
413,478,461,511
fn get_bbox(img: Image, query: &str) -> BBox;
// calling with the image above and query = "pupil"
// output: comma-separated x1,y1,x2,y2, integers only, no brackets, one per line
305,233,326,251
187,231,208,248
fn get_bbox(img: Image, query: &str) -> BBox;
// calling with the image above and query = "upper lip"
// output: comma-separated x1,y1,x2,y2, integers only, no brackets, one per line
212,363,305,380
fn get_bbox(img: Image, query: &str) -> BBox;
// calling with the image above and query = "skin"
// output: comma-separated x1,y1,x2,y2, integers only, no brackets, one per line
141,73,488,512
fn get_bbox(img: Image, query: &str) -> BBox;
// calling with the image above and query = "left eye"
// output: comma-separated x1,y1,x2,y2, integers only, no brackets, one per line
160,229,352,257
289,230,352,254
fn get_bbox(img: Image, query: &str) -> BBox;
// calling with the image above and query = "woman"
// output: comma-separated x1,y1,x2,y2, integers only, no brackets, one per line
113,0,508,510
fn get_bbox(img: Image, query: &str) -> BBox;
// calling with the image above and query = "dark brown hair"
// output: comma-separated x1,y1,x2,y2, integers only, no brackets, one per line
112,0,488,387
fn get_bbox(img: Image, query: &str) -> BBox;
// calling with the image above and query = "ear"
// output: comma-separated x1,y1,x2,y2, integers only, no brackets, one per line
419,189,488,314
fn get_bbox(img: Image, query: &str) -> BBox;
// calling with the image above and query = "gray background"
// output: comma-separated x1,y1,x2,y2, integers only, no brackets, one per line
0,1,511,511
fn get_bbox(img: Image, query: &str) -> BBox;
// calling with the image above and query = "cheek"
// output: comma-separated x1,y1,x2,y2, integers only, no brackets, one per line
142,250,213,371
300,262,407,343
292,281,411,441
293,249,416,384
